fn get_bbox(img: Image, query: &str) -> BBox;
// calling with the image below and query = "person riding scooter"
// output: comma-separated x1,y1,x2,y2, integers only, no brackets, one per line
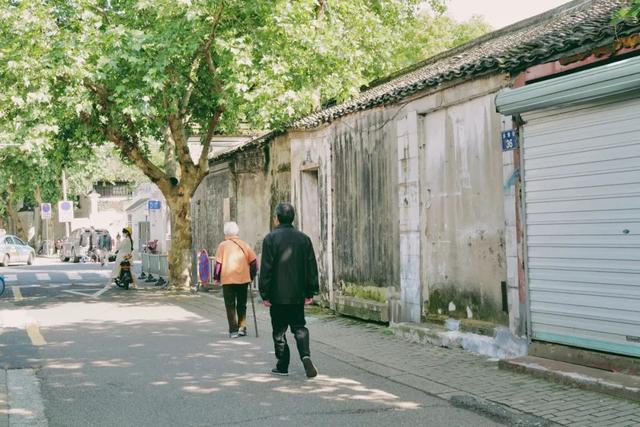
111,226,136,289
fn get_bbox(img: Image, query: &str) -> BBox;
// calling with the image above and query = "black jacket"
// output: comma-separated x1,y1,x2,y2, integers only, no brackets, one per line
259,224,319,304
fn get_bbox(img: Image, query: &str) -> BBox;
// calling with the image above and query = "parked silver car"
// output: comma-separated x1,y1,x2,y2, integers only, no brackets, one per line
0,234,35,266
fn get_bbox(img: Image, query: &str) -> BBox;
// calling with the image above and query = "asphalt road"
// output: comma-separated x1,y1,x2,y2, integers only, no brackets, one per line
0,258,502,427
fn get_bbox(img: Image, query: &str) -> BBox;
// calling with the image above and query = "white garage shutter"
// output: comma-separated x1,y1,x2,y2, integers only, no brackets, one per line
522,96,640,357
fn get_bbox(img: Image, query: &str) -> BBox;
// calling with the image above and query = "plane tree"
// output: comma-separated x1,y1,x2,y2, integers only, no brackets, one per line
1,0,490,289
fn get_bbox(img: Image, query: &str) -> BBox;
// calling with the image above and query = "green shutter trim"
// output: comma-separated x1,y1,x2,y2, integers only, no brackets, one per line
496,55,640,115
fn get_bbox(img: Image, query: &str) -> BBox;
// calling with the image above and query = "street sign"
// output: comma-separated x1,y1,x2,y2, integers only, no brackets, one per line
41,203,52,220
501,130,518,151
148,200,161,210
198,249,210,284
58,200,74,222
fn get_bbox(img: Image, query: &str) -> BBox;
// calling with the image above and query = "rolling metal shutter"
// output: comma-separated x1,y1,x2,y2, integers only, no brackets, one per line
522,96,640,357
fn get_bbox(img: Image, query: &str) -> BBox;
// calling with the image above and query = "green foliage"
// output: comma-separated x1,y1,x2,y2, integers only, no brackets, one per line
615,0,640,19
392,13,492,70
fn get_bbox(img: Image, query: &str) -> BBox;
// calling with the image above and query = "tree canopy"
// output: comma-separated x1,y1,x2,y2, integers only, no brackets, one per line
0,0,491,286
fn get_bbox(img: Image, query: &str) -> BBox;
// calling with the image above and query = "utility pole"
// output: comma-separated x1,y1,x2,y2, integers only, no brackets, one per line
62,170,70,238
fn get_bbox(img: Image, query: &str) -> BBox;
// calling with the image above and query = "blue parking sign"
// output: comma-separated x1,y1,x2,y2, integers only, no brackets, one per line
148,200,161,210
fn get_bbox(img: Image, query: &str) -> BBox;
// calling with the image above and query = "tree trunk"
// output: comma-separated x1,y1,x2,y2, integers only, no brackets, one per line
34,186,43,249
166,194,194,290
6,186,26,240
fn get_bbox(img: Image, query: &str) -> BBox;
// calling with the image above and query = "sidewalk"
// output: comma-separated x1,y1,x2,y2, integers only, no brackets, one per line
185,292,640,427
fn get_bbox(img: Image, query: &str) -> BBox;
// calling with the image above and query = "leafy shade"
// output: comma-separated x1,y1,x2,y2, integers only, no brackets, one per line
616,0,640,19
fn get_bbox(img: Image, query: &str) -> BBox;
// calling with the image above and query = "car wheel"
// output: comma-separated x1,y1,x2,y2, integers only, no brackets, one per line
1,254,9,267
27,253,34,266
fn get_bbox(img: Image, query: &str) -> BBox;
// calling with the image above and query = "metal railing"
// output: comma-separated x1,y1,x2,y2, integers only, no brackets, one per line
140,251,247,290
140,252,169,286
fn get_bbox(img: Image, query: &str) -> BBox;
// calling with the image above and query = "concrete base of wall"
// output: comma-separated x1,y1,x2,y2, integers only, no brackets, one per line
500,356,640,403
335,296,389,323
390,321,527,359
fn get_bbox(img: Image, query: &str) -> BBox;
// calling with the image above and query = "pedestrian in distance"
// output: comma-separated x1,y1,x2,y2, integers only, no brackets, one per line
214,222,258,338
98,232,112,267
111,227,136,288
259,202,319,378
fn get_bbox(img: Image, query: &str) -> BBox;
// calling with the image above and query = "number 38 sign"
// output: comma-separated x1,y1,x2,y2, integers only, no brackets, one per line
501,130,518,151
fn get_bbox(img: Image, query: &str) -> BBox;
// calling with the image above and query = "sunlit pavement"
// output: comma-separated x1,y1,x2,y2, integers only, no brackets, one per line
0,258,501,427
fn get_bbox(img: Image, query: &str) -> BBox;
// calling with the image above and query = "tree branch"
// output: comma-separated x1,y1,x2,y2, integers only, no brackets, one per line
84,80,170,191
203,3,225,75
168,108,195,174
198,106,224,175
180,3,226,114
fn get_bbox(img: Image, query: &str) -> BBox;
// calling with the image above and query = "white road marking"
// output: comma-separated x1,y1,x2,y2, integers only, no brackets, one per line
12,286,23,301
3,274,17,282
26,323,47,346
7,369,48,426
67,272,82,280
61,284,111,299
36,273,51,281
93,284,111,297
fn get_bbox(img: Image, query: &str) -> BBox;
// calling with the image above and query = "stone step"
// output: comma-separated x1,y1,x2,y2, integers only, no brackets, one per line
529,341,640,376
499,355,640,403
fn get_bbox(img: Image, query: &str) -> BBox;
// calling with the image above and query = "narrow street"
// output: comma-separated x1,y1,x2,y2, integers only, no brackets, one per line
1,259,502,427
2,260,639,426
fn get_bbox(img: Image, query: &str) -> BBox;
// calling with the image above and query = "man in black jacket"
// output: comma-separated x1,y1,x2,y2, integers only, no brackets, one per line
259,203,319,378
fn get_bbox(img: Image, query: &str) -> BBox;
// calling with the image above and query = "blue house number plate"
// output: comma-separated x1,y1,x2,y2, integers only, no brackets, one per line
501,130,518,151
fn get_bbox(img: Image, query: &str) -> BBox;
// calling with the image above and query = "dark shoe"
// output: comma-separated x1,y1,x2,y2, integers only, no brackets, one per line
302,357,318,378
238,327,247,337
271,367,288,376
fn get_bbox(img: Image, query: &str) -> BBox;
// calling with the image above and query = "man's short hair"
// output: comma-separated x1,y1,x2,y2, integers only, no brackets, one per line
224,221,240,236
276,203,295,225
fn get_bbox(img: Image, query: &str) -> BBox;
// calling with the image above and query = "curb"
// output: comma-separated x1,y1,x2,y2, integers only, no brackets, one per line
499,356,640,403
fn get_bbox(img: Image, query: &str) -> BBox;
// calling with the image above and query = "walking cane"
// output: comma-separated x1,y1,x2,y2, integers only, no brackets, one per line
249,276,259,337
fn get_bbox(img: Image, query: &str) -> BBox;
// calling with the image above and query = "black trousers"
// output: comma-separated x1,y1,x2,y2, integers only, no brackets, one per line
270,304,310,370
222,284,249,333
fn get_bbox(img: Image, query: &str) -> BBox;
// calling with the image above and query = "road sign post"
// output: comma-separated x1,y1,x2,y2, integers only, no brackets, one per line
197,249,210,292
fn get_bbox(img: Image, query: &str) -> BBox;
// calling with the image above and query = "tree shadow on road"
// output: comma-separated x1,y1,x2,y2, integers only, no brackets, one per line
1,291,427,426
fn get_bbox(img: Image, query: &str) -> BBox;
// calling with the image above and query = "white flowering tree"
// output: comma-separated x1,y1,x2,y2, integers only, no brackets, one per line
1,0,490,289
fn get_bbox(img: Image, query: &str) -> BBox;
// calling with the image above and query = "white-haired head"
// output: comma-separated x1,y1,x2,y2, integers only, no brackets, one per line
224,221,240,237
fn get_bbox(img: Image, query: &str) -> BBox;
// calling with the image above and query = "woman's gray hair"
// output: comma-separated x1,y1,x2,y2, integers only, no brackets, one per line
223,221,240,236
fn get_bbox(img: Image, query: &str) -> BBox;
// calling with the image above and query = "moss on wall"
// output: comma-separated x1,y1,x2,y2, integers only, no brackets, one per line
339,281,387,303
426,284,507,324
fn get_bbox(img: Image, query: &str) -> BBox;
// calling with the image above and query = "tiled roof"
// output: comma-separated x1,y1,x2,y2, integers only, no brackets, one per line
293,0,640,129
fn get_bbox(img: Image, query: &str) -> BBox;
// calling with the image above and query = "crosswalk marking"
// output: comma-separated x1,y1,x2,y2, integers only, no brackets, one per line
12,286,23,301
35,273,51,281
4,274,17,282
26,323,46,346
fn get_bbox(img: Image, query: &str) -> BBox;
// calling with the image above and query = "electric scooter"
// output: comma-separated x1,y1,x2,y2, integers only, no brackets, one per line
115,259,133,290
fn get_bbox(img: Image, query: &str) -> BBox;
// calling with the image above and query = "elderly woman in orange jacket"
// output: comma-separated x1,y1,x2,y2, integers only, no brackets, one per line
214,222,258,338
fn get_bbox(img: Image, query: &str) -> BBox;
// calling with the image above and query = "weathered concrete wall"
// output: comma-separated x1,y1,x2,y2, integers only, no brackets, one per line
414,75,509,322
192,135,291,261
233,146,271,254
330,108,401,291
290,127,332,302
192,163,232,255
267,136,292,230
